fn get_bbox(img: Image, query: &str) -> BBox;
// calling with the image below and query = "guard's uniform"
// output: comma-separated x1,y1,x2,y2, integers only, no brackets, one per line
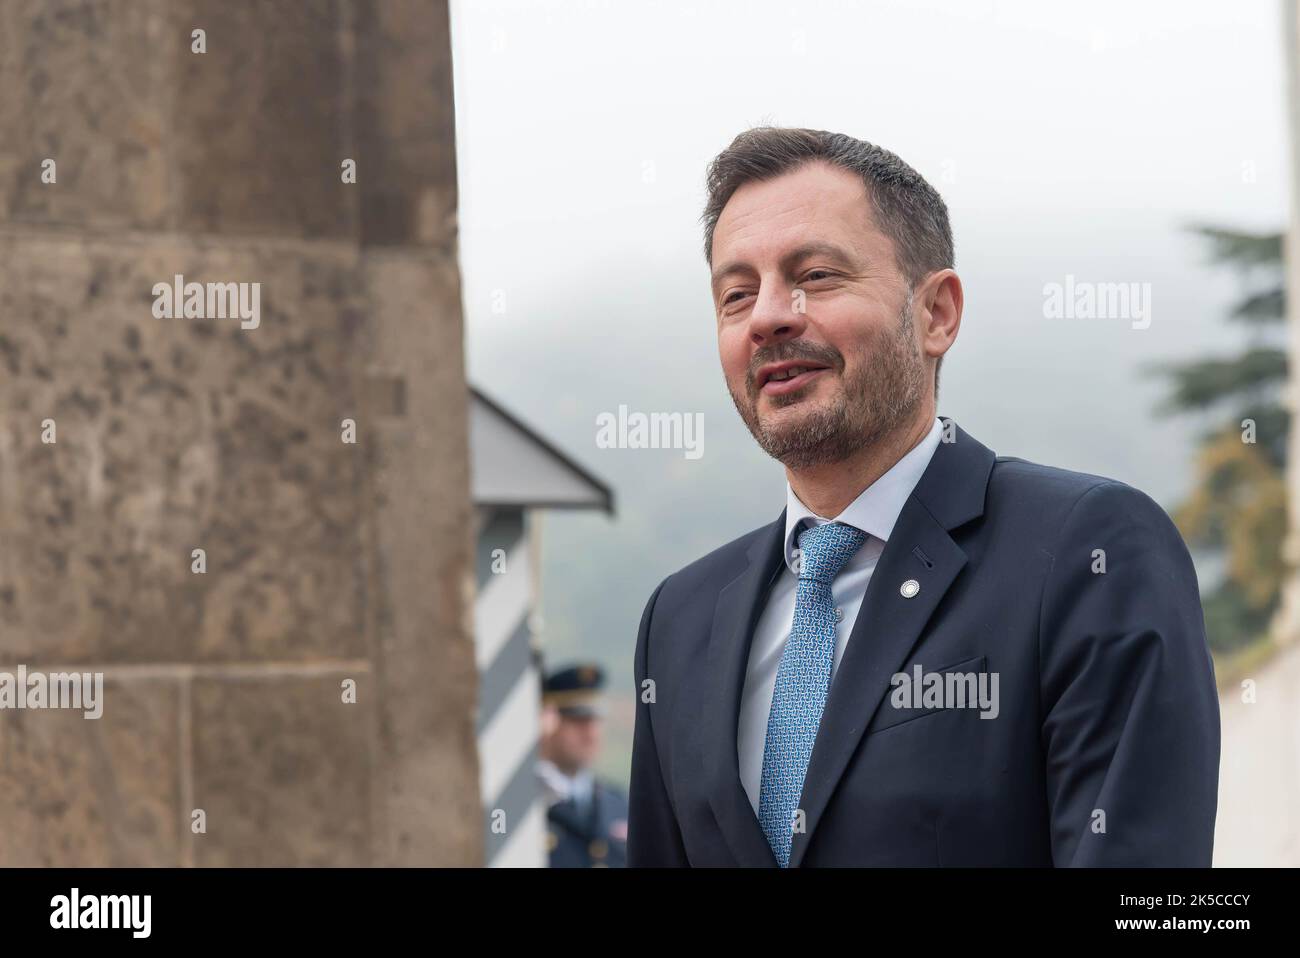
538,662,628,868
547,779,628,868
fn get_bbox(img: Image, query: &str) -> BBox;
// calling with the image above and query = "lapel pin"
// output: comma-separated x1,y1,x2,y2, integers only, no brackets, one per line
900,579,920,598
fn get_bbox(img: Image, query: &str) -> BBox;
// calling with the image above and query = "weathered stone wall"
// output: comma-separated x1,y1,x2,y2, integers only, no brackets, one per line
0,0,480,866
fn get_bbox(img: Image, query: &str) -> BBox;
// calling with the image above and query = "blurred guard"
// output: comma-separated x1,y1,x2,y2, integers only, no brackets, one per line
537,663,628,867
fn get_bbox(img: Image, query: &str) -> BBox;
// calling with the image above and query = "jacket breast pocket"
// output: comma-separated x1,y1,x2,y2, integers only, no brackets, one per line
866,654,989,736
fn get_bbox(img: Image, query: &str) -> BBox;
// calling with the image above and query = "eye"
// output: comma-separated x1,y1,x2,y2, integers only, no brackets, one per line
722,290,751,305
802,269,834,282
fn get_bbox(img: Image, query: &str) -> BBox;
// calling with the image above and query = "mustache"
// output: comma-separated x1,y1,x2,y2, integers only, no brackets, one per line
747,341,843,391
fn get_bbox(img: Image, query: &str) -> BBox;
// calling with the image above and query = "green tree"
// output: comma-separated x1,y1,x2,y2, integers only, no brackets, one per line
1153,227,1287,653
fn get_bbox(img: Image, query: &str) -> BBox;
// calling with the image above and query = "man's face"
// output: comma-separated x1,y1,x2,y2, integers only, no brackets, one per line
710,161,927,470
546,712,603,773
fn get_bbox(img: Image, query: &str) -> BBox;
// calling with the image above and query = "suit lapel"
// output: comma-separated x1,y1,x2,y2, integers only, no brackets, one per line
786,498,964,865
702,511,786,867
788,420,996,867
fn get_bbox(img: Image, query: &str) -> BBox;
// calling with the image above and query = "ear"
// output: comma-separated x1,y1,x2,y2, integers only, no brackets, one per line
916,269,962,362
541,704,560,737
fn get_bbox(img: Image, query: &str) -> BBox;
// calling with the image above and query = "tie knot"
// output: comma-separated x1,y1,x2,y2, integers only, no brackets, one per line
795,521,867,582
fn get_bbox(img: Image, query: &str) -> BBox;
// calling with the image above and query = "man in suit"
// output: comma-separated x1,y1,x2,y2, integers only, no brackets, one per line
627,127,1220,867
538,663,629,867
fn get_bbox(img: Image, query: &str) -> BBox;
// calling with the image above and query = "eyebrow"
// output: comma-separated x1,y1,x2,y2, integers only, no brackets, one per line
710,241,858,296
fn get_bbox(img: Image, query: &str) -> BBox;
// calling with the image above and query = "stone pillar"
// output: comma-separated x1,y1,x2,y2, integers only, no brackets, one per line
0,0,480,865
1276,0,1300,648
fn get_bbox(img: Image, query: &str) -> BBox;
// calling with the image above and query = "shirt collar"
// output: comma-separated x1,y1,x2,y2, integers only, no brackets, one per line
536,759,594,806
782,417,945,573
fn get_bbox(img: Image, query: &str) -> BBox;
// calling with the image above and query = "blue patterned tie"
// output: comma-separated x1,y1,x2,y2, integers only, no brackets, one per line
758,520,868,867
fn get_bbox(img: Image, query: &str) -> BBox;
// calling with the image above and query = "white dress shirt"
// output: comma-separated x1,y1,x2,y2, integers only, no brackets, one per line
737,417,945,815
537,759,594,812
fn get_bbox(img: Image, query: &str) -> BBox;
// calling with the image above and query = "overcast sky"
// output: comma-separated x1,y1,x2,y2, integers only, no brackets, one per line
448,0,1289,775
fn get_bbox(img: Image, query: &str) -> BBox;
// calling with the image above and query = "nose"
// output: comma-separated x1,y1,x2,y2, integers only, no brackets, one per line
746,280,808,347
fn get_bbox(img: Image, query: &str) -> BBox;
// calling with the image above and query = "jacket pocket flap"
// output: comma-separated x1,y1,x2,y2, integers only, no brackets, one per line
867,653,990,735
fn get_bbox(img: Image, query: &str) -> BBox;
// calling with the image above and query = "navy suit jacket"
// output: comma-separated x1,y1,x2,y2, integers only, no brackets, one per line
627,420,1220,866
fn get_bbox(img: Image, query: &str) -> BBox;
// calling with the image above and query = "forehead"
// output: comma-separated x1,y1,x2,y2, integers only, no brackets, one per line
711,160,881,267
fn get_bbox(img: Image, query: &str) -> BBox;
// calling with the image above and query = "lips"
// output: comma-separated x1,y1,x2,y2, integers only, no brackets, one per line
757,360,832,396
761,367,829,396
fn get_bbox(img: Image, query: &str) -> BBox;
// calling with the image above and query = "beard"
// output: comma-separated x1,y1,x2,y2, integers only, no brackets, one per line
727,296,926,471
